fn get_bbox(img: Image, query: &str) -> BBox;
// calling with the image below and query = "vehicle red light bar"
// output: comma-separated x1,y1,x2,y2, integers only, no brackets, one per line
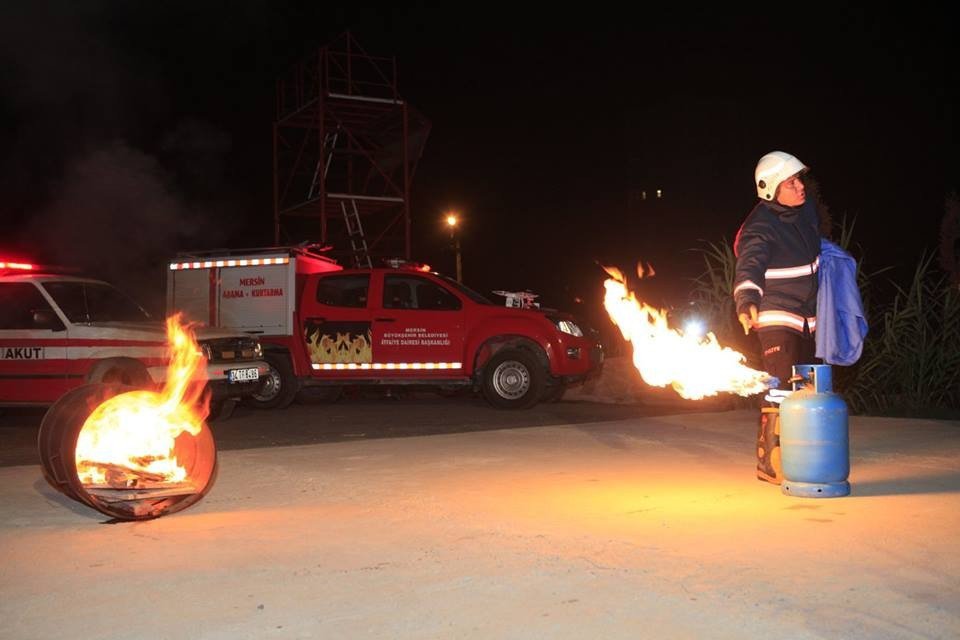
169,257,290,270
0,261,35,271
384,258,432,272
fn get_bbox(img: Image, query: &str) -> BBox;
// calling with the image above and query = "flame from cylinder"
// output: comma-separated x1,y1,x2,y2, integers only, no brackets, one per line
602,266,772,400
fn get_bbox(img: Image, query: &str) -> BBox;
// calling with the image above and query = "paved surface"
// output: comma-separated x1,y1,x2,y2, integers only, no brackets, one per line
2,407,958,639
0,379,721,467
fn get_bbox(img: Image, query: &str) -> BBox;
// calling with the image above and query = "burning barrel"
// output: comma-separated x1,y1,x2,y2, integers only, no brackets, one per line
38,383,218,521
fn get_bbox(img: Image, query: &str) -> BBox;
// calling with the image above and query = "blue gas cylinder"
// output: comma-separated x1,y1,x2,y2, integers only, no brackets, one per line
779,364,850,498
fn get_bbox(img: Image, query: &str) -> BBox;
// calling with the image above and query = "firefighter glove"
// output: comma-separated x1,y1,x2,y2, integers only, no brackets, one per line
738,304,758,335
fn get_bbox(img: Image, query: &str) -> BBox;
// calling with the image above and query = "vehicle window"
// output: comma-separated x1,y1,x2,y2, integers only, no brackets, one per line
0,283,62,330
383,275,462,310
315,274,370,308
438,275,495,305
42,282,151,323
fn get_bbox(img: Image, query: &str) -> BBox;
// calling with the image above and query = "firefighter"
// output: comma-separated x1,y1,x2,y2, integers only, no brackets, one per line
733,150,822,484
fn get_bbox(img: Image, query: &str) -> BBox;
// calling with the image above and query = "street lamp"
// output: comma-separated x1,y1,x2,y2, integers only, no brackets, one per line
445,213,462,283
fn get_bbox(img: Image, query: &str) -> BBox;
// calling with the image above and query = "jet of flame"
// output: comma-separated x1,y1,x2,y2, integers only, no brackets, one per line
75,314,209,485
602,265,772,399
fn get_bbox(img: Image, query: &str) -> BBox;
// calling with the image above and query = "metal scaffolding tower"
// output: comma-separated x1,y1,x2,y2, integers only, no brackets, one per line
273,32,431,266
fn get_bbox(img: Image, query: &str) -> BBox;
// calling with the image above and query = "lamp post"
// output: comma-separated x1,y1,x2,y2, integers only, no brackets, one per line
445,213,462,283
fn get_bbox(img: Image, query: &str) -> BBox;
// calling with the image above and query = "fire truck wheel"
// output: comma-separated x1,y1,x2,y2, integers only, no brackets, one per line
245,352,298,409
481,348,545,410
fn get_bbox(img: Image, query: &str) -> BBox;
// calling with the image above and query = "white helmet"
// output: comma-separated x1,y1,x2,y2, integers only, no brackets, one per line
755,151,808,201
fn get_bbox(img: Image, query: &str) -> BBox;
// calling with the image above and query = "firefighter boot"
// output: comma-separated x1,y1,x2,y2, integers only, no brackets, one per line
756,407,782,484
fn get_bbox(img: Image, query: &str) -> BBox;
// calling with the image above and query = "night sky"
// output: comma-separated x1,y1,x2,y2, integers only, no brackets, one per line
1,3,956,336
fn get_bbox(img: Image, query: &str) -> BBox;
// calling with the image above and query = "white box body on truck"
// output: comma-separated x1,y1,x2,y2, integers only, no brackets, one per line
167,248,343,408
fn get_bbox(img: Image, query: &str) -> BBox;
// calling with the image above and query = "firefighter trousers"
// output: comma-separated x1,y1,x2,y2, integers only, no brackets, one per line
755,327,815,484
757,327,816,389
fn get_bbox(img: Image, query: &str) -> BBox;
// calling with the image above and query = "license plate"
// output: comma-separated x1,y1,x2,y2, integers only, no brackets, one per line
228,367,260,383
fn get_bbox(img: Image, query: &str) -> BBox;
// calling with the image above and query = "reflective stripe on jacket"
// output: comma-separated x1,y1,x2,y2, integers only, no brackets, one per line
733,199,820,334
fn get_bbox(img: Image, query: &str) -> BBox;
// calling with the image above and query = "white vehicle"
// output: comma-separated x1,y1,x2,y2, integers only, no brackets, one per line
0,260,269,418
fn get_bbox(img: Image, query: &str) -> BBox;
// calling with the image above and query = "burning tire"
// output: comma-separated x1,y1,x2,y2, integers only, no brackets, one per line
245,351,298,409
481,348,545,410
37,383,218,521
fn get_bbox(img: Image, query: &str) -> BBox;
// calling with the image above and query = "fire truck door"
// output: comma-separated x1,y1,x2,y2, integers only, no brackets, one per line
300,273,374,370
372,274,465,371
0,283,69,403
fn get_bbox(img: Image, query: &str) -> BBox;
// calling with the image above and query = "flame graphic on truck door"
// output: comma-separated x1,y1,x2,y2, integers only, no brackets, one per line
304,320,372,364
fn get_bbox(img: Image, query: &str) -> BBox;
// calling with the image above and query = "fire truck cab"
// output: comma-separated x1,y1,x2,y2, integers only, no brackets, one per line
0,261,269,416
167,248,603,409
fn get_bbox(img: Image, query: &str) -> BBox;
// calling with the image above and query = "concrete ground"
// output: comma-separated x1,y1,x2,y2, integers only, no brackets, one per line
2,406,958,640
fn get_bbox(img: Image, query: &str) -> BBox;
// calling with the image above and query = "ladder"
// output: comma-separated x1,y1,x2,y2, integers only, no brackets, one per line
341,199,372,268
307,128,340,200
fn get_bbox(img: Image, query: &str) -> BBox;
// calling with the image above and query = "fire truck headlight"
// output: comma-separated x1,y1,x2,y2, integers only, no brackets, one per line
551,318,583,337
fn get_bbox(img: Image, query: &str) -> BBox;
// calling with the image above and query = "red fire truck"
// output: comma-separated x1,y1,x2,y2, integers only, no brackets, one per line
166,247,603,409
0,260,269,417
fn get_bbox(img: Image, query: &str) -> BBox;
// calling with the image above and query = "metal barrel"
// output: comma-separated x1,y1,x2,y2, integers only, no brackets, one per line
780,364,850,498
37,383,218,520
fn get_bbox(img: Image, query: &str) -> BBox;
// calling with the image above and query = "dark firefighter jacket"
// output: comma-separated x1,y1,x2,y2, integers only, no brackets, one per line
733,199,820,334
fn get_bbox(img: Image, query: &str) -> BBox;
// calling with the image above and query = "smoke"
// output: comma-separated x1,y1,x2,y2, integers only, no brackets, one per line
1,3,240,315
160,118,233,190
0,2,151,194
17,141,222,314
